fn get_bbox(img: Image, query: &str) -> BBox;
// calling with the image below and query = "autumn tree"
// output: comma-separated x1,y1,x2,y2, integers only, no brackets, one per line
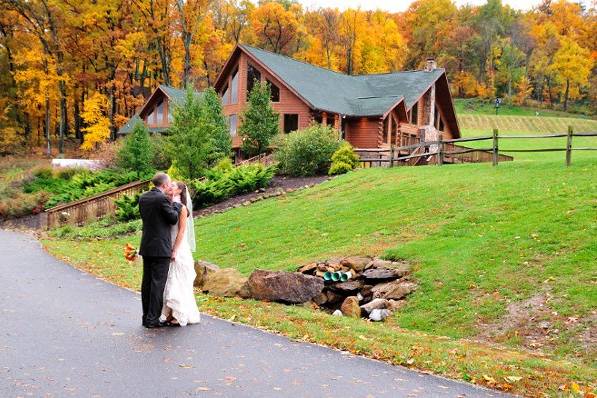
250,1,298,54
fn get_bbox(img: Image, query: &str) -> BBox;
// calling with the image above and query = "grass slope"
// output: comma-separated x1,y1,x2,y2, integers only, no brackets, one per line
454,98,593,119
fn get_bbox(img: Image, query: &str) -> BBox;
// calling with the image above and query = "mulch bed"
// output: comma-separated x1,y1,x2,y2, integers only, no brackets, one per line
193,175,330,218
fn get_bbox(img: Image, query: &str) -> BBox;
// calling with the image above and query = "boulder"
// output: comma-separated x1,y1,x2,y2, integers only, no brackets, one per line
368,259,395,269
362,268,403,281
340,256,372,273
360,298,389,314
340,296,361,318
325,290,344,304
369,309,392,322
202,268,247,297
329,280,364,294
194,260,221,288
311,292,328,306
371,280,417,300
242,270,324,304
297,262,318,274
332,310,343,316
387,299,407,312
381,262,413,277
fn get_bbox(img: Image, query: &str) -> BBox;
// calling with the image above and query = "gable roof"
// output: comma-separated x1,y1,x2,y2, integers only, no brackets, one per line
117,85,202,135
218,45,446,120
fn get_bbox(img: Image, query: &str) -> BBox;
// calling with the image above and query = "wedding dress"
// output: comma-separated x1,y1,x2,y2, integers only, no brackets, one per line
159,193,201,326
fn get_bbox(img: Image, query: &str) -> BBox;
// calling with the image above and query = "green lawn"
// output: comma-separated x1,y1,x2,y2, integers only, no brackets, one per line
455,98,593,119
40,117,597,396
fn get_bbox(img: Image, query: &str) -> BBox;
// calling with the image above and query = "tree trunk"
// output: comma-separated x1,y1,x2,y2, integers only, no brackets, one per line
45,95,51,157
563,78,570,111
176,0,192,88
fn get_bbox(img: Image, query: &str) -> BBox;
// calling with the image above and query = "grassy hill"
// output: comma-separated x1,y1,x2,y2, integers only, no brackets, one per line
454,98,594,119
41,112,597,396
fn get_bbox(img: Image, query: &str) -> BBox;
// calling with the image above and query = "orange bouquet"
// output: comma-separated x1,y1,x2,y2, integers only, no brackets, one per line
124,243,138,263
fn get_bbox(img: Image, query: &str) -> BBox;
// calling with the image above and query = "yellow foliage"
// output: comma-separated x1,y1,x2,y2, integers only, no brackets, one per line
81,93,111,151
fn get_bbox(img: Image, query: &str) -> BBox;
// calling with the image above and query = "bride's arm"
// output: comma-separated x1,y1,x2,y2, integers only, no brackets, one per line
171,206,188,261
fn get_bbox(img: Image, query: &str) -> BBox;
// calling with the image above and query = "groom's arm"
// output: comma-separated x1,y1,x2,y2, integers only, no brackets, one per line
158,194,182,225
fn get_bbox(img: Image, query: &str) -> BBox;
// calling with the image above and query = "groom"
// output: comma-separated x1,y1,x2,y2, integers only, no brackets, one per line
138,172,182,328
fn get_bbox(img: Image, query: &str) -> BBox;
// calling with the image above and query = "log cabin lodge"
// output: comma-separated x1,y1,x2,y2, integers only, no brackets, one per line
118,44,461,162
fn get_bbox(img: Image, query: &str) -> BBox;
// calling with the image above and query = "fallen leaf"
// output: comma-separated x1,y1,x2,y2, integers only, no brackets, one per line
504,376,522,383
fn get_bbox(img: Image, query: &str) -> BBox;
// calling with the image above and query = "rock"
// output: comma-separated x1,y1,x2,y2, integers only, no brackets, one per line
381,281,417,300
312,292,328,306
387,299,407,311
369,309,392,322
340,256,372,272
194,260,220,288
202,268,247,297
368,259,395,268
242,270,324,304
297,262,318,274
329,280,364,293
360,298,389,314
362,268,403,281
325,290,344,304
340,296,361,318
382,262,413,277
332,310,343,316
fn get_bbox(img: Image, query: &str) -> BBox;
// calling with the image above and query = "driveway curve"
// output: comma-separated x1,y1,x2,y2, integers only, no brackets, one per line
0,229,512,398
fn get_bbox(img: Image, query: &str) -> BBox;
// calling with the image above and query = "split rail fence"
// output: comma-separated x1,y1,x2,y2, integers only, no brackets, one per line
356,127,596,168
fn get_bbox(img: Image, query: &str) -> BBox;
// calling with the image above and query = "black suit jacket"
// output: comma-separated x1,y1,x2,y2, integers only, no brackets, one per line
138,188,182,258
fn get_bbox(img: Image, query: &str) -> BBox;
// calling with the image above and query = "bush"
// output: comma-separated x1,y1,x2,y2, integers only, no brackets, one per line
49,217,142,239
274,124,340,176
114,193,141,222
191,163,275,207
328,142,360,175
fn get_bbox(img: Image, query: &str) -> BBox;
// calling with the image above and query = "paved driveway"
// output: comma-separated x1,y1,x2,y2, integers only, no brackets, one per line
0,230,512,397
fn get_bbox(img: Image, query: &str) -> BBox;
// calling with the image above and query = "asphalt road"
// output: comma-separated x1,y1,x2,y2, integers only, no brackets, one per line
0,229,513,398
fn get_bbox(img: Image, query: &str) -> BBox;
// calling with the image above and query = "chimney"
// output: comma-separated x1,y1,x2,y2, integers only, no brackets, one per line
425,58,437,72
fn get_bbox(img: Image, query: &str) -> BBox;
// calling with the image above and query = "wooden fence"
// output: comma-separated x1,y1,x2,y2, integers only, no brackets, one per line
45,179,150,230
356,127,596,168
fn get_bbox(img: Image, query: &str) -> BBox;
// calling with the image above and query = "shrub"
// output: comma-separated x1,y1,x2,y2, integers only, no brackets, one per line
117,122,155,177
114,193,141,222
274,124,341,176
49,217,142,239
150,134,172,170
191,163,275,207
167,88,213,180
240,81,279,157
328,142,360,175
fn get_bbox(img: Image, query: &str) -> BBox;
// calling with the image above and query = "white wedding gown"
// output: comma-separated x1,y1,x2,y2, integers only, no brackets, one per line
159,219,201,326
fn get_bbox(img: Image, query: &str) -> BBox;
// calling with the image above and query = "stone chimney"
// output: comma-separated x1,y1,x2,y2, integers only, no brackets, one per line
425,58,437,72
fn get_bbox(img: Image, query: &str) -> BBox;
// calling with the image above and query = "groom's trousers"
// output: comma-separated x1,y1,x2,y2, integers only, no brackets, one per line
141,256,170,326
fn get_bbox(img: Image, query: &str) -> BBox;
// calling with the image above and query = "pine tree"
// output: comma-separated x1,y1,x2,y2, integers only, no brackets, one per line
239,81,279,157
201,87,232,164
117,122,155,178
167,88,213,180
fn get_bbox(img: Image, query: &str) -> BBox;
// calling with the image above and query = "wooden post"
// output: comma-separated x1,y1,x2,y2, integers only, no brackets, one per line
437,133,444,166
390,145,395,168
492,128,499,166
566,125,573,166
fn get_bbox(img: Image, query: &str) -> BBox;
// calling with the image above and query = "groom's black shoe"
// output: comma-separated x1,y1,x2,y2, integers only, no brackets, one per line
144,322,164,329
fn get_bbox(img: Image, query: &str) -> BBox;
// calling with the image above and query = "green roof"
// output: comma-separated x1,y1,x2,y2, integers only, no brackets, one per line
240,45,444,117
117,85,202,135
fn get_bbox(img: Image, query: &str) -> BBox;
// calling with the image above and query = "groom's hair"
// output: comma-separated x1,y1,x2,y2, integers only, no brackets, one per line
151,172,169,188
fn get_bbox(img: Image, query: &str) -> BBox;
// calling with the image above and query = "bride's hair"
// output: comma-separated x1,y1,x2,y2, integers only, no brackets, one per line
175,181,188,209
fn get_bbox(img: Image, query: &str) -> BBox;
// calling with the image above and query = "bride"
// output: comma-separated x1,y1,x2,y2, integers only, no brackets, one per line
160,181,201,326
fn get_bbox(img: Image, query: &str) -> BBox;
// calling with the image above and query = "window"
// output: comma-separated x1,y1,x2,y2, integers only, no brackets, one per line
439,118,444,131
230,68,239,104
229,114,238,136
146,107,156,125
156,101,164,124
267,79,280,102
434,106,440,129
247,64,261,96
222,83,230,105
410,103,418,124
283,114,298,134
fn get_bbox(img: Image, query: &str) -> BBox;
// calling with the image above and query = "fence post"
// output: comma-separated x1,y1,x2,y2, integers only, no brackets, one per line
492,128,499,166
437,133,444,166
390,145,395,168
566,125,573,166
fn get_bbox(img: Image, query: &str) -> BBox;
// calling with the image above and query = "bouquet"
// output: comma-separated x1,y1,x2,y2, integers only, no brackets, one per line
124,243,138,263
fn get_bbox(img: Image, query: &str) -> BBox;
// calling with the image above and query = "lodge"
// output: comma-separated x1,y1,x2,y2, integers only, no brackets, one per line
118,44,461,161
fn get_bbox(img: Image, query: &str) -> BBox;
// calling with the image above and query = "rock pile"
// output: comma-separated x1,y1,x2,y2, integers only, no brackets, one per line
297,256,417,321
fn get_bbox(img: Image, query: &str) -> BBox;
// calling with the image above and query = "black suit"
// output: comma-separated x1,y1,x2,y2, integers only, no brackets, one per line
138,188,182,327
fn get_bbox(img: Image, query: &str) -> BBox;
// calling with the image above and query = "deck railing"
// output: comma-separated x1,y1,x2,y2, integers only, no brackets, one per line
45,179,151,230
356,127,596,168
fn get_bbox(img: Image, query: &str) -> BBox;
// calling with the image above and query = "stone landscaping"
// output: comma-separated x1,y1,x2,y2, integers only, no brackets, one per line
194,256,417,322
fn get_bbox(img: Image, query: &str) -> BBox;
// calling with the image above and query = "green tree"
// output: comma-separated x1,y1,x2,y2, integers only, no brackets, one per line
201,87,231,164
117,122,155,178
167,88,213,180
240,81,279,157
